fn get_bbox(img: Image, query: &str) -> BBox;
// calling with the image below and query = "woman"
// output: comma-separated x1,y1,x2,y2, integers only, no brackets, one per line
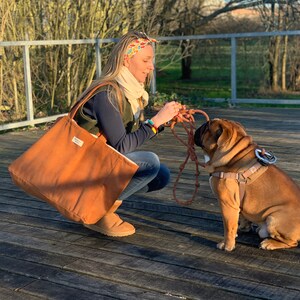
76,31,182,237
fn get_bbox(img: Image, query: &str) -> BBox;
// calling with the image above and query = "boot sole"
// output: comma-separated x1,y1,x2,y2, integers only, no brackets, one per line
84,224,136,237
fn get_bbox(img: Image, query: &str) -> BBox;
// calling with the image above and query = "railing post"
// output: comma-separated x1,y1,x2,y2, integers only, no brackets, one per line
23,42,34,125
150,42,156,95
231,37,237,106
95,39,102,78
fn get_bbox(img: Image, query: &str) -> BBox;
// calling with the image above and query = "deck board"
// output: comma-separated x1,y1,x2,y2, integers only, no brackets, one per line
0,107,300,299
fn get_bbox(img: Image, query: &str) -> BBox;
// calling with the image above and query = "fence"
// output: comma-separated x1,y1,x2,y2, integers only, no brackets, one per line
1,30,300,131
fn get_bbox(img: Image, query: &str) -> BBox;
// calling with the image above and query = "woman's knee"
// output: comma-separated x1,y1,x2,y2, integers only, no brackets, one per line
147,163,171,192
142,151,160,172
127,151,160,176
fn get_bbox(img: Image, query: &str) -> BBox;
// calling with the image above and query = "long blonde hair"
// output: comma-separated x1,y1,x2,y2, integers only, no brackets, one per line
76,31,156,113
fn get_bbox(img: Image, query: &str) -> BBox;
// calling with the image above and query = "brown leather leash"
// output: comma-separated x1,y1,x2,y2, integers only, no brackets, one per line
165,109,210,205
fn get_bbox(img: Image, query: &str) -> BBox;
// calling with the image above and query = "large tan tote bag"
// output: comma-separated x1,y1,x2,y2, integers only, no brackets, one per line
8,82,138,224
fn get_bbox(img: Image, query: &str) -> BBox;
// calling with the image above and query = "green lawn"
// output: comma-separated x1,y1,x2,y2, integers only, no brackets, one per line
154,39,300,107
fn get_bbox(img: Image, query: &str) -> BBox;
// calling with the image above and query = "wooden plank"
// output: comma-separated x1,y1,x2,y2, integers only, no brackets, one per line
1,206,300,298
0,255,199,300
0,269,35,291
0,242,252,299
18,281,115,300
0,107,300,299
0,286,41,300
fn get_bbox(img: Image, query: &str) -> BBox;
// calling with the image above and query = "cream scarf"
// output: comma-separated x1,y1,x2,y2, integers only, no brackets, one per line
115,66,149,120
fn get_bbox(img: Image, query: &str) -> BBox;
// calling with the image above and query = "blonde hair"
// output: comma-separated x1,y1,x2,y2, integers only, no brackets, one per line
76,31,156,114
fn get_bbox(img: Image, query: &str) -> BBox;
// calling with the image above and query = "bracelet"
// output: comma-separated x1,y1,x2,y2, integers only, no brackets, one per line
150,127,157,134
144,119,158,134
147,119,154,126
147,119,158,129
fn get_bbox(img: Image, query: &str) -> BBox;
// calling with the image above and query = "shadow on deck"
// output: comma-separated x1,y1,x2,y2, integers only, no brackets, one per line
0,107,300,299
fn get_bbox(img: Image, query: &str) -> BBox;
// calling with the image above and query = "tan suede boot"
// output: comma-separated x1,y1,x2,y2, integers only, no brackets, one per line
84,200,135,237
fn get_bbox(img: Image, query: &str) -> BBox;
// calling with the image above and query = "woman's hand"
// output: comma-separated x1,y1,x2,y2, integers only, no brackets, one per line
151,101,184,128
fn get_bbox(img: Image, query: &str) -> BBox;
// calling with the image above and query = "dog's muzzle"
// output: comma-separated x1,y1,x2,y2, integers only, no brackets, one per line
194,121,209,148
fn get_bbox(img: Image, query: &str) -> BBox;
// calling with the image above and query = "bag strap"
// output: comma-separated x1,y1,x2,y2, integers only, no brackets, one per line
69,81,121,119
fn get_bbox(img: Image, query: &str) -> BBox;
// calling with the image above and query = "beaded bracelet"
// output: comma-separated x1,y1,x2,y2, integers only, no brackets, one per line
144,119,158,134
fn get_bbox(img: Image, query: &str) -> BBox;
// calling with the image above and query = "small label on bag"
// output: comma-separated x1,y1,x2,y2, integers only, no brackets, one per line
72,136,84,147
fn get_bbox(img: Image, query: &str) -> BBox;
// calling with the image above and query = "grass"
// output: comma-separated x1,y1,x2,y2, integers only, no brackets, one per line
154,39,300,108
155,62,300,108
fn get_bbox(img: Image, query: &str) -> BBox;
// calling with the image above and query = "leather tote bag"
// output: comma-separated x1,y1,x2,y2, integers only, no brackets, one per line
8,82,138,224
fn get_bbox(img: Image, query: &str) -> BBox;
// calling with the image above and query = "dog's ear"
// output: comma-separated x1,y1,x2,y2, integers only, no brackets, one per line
216,120,236,149
214,125,223,141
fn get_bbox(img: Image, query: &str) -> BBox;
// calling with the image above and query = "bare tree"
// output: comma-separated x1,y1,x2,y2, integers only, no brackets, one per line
1,0,300,125
0,1,25,120
141,0,268,80
258,0,300,91
1,0,131,122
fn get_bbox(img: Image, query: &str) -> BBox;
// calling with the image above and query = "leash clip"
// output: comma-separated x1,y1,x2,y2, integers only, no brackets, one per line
255,148,277,166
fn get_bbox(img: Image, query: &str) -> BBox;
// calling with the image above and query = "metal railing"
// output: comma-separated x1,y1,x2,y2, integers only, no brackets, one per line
1,30,300,131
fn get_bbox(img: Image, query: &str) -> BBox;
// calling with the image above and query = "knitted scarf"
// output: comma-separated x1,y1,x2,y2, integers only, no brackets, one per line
116,66,148,120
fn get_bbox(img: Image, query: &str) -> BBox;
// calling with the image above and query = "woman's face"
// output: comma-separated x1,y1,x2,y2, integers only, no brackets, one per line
124,44,155,83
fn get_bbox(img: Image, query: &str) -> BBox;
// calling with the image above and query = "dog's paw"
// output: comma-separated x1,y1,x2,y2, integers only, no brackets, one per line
260,239,274,250
260,238,296,250
217,241,225,250
217,241,235,251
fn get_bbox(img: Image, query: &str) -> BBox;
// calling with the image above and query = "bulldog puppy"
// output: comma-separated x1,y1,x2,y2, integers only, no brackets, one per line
194,118,300,251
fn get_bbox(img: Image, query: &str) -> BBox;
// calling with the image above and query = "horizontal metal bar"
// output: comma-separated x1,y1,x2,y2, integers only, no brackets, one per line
157,30,300,42
2,30,300,47
1,31,300,132
0,38,118,47
236,98,300,104
203,98,300,105
2,97,299,132
0,114,66,131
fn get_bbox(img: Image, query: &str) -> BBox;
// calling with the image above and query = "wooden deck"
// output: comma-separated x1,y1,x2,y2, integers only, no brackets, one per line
1,107,300,300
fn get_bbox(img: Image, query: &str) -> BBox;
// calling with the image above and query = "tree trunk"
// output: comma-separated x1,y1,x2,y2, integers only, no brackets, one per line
67,44,72,107
272,35,281,91
12,60,19,114
181,40,192,80
281,35,288,91
0,47,3,106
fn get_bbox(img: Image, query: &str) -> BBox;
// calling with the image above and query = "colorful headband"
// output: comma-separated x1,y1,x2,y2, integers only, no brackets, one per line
124,37,158,60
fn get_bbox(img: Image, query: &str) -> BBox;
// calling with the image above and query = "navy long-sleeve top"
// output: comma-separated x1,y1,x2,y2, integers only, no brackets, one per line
83,91,156,154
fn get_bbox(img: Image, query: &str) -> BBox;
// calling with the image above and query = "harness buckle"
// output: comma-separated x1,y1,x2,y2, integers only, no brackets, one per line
238,173,247,183
255,148,277,166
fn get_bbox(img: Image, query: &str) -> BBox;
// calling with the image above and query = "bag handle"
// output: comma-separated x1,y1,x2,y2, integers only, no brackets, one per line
69,81,121,119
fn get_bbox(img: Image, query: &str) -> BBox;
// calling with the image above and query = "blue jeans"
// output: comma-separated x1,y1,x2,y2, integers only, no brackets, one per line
119,151,170,200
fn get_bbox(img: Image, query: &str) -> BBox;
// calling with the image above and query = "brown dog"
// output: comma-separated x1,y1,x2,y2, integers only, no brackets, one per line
194,118,300,251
